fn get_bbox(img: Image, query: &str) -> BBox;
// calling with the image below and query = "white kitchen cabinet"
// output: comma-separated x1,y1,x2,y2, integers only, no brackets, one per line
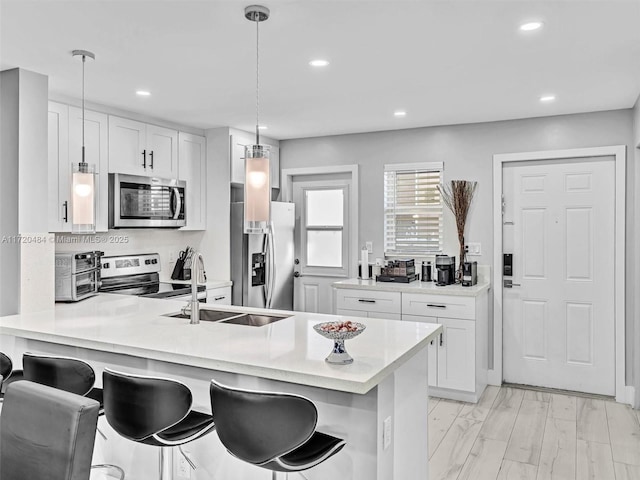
229,131,280,189
48,102,70,232
108,116,178,178
48,101,108,233
402,291,488,402
207,286,231,305
178,132,206,230
335,289,401,320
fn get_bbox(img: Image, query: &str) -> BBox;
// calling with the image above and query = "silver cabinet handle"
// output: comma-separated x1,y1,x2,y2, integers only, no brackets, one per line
142,149,147,168
214,296,226,301
427,304,446,308
149,150,154,169
440,333,444,347
63,201,69,222
358,299,376,304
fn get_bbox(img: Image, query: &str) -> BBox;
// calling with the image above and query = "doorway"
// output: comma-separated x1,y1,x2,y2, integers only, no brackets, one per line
281,165,359,314
492,146,627,402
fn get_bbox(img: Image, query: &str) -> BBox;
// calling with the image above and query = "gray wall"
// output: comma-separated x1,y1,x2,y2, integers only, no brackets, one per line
280,109,637,390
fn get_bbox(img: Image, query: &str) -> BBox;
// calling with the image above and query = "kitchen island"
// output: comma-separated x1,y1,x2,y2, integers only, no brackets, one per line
0,294,441,480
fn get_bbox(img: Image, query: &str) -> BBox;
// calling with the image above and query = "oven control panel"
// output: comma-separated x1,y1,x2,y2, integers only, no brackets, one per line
101,253,161,278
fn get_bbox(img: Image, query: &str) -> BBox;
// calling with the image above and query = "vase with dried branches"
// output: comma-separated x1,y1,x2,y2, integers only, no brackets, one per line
437,180,478,281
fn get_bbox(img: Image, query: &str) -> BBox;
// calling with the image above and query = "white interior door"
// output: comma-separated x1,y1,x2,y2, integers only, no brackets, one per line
292,178,353,314
502,157,615,395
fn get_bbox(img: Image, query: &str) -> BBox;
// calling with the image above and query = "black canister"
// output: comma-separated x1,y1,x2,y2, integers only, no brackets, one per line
421,261,432,282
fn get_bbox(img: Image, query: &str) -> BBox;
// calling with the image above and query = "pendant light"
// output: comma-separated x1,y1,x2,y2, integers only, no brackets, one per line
243,5,271,234
71,49,97,234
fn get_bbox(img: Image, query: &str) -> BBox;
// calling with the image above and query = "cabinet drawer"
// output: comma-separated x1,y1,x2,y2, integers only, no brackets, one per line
207,286,231,305
336,289,401,314
402,293,475,320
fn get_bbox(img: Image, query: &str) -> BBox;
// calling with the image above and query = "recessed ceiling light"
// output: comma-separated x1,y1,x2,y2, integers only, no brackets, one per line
309,59,329,67
520,21,544,31
539,95,556,102
136,90,151,96
394,110,407,117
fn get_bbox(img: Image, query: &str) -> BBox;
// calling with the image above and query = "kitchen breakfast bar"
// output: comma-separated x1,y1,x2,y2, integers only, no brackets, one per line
0,294,441,480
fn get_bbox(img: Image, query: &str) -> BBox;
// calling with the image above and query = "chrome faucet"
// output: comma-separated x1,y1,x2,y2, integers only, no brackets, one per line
190,251,205,325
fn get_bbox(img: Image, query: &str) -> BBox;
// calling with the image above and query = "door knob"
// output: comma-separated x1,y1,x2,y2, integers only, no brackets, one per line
294,258,300,265
294,271,301,278
503,279,521,288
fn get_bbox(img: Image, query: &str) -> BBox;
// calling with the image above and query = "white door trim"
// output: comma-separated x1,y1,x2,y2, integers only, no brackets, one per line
281,165,359,278
491,145,628,404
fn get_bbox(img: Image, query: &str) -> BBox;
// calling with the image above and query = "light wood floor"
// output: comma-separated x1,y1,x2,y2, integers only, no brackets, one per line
428,386,640,480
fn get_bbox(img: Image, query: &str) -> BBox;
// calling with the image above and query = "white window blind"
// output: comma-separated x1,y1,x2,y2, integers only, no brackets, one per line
384,162,443,255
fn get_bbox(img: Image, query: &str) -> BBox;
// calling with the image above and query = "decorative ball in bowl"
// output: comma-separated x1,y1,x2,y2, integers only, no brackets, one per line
313,321,366,365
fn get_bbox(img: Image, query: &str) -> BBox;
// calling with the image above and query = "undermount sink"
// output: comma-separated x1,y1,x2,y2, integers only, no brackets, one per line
164,309,290,326
220,313,290,327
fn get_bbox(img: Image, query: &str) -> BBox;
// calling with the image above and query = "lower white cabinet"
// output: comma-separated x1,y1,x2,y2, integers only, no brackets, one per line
335,286,488,403
335,289,401,320
207,286,231,305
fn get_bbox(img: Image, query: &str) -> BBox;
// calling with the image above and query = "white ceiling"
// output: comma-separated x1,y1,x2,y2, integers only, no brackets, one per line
2,0,640,140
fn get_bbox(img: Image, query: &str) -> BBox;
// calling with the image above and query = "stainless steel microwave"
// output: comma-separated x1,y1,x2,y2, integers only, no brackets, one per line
109,173,186,228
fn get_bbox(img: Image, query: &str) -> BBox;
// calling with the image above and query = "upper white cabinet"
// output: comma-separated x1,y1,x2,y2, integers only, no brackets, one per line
108,116,178,178
178,132,207,230
48,101,108,232
230,131,280,189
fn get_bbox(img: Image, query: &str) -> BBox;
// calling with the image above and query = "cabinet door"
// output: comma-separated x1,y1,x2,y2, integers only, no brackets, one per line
270,145,280,189
48,102,70,232
336,308,369,319
335,289,401,315
403,313,439,387
229,132,252,185
108,116,146,175
437,317,475,392
207,286,231,305
69,107,108,232
178,132,206,230
147,125,178,178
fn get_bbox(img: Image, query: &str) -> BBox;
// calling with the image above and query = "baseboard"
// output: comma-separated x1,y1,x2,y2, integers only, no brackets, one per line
487,369,501,386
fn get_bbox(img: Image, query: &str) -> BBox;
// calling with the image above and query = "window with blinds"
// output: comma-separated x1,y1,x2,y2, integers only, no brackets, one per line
384,162,443,256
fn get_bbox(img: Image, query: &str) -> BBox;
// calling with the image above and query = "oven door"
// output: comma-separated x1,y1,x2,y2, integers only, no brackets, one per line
109,173,186,228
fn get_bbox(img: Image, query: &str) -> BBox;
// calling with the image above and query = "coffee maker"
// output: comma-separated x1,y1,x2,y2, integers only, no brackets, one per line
435,255,456,286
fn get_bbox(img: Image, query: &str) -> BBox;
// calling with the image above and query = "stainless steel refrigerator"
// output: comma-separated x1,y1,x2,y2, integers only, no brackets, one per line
230,202,295,310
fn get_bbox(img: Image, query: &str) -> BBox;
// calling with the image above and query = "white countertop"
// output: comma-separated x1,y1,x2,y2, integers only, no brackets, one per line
333,277,490,296
0,294,441,395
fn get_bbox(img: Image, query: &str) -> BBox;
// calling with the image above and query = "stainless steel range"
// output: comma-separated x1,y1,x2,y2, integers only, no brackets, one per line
99,253,206,301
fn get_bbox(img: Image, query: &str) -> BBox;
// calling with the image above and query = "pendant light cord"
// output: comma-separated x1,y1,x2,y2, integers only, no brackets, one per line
81,54,86,165
255,16,260,145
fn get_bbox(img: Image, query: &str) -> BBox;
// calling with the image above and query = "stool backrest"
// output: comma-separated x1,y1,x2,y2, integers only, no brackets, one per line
103,368,192,442
23,352,95,396
0,380,99,480
210,380,318,465
0,352,12,381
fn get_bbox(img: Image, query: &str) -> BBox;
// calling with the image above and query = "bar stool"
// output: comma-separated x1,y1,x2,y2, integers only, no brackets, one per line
209,380,346,480
102,368,216,480
0,352,23,401
0,380,100,480
22,352,125,480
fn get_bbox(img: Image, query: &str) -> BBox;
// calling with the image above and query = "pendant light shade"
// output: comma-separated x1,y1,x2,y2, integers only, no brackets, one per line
244,5,271,234
71,49,97,234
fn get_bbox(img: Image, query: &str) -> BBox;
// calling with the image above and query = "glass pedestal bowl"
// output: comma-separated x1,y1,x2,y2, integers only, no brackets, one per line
313,321,366,365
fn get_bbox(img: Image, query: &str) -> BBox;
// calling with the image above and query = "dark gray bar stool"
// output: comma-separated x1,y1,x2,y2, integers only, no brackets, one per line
0,380,100,480
103,368,216,480
209,380,346,480
22,352,125,480
0,351,23,401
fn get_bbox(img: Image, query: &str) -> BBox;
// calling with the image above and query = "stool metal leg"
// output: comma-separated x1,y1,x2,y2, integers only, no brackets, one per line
159,446,172,480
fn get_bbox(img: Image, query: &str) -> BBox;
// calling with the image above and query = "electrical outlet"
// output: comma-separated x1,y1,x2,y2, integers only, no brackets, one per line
175,452,191,479
466,242,481,256
383,416,392,450
365,241,373,253
169,251,176,265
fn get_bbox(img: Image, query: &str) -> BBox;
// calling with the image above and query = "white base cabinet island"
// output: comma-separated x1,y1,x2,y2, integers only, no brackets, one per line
0,294,441,480
334,277,490,403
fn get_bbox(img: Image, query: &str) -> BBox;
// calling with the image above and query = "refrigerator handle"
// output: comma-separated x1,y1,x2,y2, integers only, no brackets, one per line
261,233,269,307
267,221,276,309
